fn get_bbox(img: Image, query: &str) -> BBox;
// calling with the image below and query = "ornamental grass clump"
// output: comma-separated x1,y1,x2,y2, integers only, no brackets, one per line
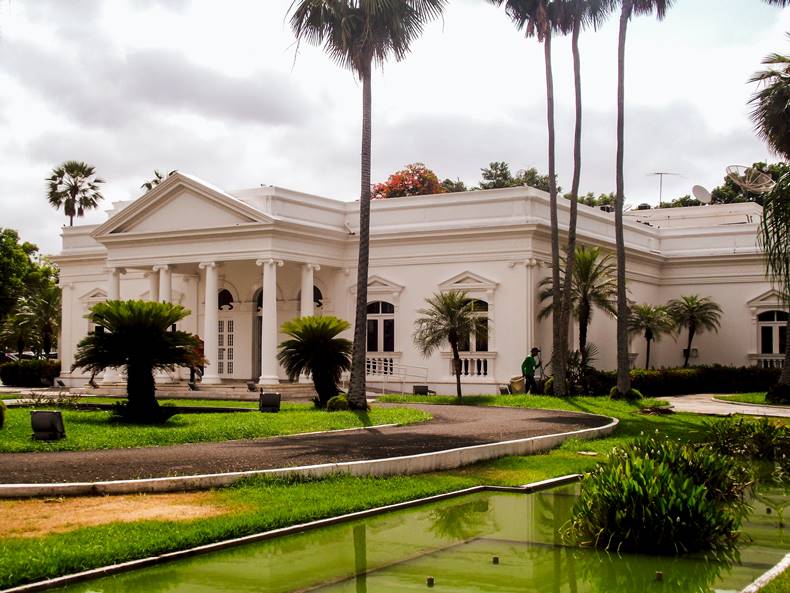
568,435,750,555
705,416,789,462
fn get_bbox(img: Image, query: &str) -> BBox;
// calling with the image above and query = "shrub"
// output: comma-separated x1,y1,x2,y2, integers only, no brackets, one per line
0,359,60,387
0,400,5,429
326,395,349,411
766,382,790,404
705,417,789,461
608,386,643,401
568,435,749,555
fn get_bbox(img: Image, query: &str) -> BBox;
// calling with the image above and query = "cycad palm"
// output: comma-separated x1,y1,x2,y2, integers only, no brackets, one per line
413,290,487,398
46,161,104,227
613,0,673,396
278,316,353,408
667,295,722,368
289,0,445,409
628,304,675,369
488,0,566,394
538,245,617,356
73,300,201,422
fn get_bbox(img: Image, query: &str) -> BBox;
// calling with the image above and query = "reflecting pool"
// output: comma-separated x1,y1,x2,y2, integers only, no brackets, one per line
55,482,789,593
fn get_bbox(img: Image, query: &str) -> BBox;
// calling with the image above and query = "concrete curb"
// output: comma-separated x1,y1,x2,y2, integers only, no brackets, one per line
0,414,617,498
741,551,790,593
0,474,582,593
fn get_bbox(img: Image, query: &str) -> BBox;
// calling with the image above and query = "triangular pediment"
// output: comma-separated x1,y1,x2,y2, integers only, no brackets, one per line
92,172,273,239
79,288,107,302
439,271,498,291
747,288,788,308
349,274,404,296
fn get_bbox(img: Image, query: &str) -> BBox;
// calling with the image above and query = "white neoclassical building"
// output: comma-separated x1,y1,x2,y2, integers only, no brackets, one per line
53,172,787,394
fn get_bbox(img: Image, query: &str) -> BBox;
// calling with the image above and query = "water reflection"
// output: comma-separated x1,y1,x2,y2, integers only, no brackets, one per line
428,498,491,540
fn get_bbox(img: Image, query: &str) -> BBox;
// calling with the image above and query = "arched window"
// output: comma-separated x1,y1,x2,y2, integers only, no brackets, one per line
367,301,395,352
459,299,489,352
218,289,234,311
758,310,788,355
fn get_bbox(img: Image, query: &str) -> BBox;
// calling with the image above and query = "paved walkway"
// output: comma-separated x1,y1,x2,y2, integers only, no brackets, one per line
664,394,790,418
0,403,608,484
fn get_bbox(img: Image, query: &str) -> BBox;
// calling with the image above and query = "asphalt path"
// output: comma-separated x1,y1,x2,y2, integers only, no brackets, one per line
0,403,607,484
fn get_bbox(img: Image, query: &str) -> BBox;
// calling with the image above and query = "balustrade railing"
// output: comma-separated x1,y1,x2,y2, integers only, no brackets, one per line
750,354,786,369
449,353,495,378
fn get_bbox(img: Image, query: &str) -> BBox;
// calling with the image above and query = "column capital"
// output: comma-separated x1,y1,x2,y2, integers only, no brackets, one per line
105,266,127,275
256,258,284,268
152,264,170,272
303,263,321,272
198,262,217,270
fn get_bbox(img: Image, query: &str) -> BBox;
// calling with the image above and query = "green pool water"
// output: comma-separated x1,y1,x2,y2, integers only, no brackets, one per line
55,484,789,593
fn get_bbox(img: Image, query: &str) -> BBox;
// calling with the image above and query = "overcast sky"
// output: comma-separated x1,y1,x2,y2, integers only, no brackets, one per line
1,0,788,255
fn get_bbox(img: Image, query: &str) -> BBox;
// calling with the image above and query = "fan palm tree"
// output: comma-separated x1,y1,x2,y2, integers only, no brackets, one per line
278,315,353,408
556,0,615,395
13,285,61,357
667,295,723,368
613,0,673,397
46,161,105,227
488,0,566,394
413,290,487,399
750,33,790,401
0,308,38,357
73,300,201,423
289,0,445,410
628,304,675,369
538,245,617,356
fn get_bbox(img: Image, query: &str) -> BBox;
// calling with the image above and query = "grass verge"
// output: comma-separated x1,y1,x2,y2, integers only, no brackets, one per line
0,396,720,589
716,392,787,406
762,565,790,593
0,404,430,453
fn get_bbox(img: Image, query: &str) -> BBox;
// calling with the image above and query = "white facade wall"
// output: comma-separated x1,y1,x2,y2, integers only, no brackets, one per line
53,173,783,394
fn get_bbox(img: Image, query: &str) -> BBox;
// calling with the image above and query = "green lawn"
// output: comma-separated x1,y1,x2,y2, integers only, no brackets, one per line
0,396,724,589
0,393,21,400
716,392,789,406
0,403,430,453
763,567,790,593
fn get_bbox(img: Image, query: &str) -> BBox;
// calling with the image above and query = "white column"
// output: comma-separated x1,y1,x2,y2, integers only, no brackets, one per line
147,271,159,302
200,262,221,384
102,267,125,384
257,258,283,384
154,264,171,303
300,263,320,317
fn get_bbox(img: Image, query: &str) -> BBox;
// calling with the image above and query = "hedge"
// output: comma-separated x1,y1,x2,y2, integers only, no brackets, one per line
0,359,61,387
585,365,781,398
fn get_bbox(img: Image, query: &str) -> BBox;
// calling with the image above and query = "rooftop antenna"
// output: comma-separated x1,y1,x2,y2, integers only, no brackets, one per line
648,172,682,206
691,184,713,204
726,164,775,196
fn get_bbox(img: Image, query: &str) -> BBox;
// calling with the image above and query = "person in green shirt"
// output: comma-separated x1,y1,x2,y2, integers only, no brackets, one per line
521,347,542,394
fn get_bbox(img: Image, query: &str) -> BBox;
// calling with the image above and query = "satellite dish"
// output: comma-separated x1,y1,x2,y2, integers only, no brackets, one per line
726,165,775,194
692,184,712,204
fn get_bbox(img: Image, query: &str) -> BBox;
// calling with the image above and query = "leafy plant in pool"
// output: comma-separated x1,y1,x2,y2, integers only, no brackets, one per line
567,434,751,555
72,300,203,423
705,416,789,462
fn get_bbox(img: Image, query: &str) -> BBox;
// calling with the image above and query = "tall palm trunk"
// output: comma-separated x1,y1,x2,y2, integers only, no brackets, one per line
348,59,373,409
560,14,582,381
645,335,652,369
578,301,590,354
683,324,696,368
545,31,565,396
614,1,632,396
450,335,463,398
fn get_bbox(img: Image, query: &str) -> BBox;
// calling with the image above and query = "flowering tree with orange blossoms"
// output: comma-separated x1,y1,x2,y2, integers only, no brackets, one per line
372,163,447,199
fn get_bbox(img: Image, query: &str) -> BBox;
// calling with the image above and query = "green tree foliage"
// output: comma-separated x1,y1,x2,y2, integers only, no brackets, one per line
441,178,467,193
667,295,723,368
46,161,105,227
73,301,201,423
277,316,353,408
658,194,702,208
0,229,39,325
572,192,616,207
413,290,487,398
289,0,445,410
477,161,557,192
628,303,675,369
371,163,446,199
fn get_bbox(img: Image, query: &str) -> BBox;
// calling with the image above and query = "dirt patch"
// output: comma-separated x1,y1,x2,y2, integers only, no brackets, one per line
0,492,233,538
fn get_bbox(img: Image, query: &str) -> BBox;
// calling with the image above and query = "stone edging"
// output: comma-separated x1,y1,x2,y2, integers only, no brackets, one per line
0,474,582,593
741,552,790,593
0,414,618,498
711,396,790,411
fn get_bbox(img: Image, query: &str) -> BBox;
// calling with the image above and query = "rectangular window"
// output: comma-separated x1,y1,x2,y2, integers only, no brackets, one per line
227,362,234,375
218,348,225,361
761,326,774,354
217,362,224,374
383,319,395,352
227,334,234,347
227,320,234,333
367,319,378,352
218,334,224,347
227,348,233,361
218,320,224,333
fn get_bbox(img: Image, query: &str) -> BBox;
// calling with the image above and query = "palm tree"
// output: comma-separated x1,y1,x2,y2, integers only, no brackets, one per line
489,0,566,394
750,34,790,401
667,295,723,368
538,245,617,357
289,0,445,410
141,169,176,192
613,0,673,397
13,285,61,357
413,290,487,398
46,161,105,227
556,1,615,391
278,315,353,408
0,309,38,357
628,304,674,369
73,300,201,422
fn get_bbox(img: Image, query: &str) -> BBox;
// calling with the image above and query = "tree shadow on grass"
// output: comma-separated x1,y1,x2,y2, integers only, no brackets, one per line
353,410,372,426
